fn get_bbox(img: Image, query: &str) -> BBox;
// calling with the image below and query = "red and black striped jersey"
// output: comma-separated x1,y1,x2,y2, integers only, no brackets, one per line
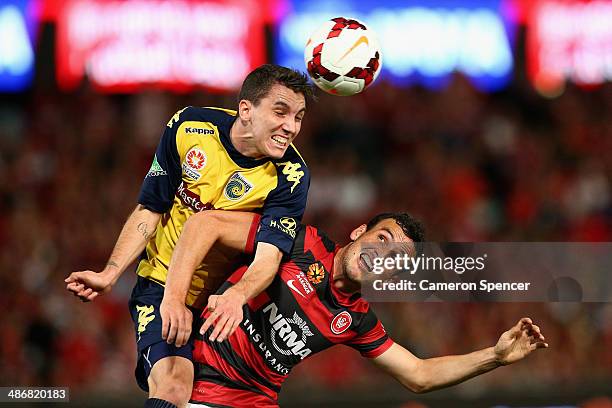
190,225,394,408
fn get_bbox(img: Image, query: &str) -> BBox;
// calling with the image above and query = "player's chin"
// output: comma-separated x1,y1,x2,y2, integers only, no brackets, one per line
347,261,364,283
265,140,289,159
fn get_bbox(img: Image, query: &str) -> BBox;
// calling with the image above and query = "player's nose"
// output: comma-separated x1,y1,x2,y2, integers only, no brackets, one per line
281,117,297,136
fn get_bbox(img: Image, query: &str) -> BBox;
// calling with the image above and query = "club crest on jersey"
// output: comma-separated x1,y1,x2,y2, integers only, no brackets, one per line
224,172,253,201
263,303,313,359
331,311,352,335
307,262,325,285
182,147,207,180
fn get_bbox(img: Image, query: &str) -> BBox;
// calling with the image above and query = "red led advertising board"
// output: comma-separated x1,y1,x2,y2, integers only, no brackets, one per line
525,0,612,95
55,0,267,92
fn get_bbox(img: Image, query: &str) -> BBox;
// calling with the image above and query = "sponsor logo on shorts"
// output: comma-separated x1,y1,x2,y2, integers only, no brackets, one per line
331,311,352,335
136,305,155,341
224,172,253,201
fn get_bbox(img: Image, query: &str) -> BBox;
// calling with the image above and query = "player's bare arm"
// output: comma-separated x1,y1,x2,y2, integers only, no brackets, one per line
65,204,161,301
371,317,548,393
201,242,283,342
161,211,256,347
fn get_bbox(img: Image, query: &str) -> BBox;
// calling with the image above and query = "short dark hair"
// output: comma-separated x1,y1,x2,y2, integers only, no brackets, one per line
238,64,315,106
366,212,426,243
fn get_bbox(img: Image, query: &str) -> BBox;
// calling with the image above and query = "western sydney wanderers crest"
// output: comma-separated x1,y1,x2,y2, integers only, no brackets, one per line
224,172,253,201
331,311,352,335
183,147,207,180
306,262,325,284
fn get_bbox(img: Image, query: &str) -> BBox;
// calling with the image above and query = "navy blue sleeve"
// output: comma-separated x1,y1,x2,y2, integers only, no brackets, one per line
256,161,310,254
137,109,185,213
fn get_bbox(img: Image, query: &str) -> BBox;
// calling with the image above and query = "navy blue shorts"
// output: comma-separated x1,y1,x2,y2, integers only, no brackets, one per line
128,276,199,391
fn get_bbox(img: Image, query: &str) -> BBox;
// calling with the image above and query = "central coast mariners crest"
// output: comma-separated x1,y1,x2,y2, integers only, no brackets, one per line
224,172,253,201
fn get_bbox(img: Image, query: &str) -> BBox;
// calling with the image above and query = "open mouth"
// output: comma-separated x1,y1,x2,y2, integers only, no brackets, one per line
359,253,373,272
271,135,289,148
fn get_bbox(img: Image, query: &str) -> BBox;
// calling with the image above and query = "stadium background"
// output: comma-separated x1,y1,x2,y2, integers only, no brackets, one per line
0,0,611,407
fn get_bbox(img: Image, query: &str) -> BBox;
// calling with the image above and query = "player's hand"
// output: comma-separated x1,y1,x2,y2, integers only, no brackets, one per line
64,270,114,302
494,317,548,365
200,288,246,342
160,297,193,347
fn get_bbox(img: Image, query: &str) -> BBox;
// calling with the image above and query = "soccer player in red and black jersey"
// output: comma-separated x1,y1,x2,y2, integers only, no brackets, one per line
167,210,548,408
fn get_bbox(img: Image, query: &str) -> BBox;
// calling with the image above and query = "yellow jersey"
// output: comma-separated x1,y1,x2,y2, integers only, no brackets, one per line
136,107,309,307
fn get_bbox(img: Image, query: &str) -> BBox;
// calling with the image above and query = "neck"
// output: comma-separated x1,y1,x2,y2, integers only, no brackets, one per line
230,119,265,159
332,247,360,295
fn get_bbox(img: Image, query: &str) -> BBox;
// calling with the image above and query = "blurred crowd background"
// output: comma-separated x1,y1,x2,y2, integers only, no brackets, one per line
1,0,611,407
1,77,611,407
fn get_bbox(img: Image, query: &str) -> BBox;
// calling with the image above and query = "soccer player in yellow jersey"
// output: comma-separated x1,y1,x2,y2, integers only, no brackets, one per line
65,65,314,408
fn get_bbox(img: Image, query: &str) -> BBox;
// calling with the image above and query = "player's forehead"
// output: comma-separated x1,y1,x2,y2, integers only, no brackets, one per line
370,218,413,243
261,83,306,111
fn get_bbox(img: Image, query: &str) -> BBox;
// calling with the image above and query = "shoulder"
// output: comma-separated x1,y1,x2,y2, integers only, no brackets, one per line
167,106,237,129
304,226,336,253
274,143,308,169
291,225,337,261
269,144,310,198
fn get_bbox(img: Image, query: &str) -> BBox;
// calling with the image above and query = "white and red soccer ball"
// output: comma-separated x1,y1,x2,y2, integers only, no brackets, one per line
304,17,382,96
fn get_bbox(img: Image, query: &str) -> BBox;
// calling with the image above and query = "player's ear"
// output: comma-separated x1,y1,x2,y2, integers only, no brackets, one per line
238,99,253,123
350,224,367,241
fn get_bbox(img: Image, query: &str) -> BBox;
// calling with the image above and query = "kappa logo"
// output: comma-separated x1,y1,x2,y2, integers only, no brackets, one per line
167,107,187,128
136,305,155,341
182,147,206,180
306,262,325,285
331,311,352,335
185,127,214,135
263,303,313,359
277,161,304,193
270,217,297,238
224,172,254,201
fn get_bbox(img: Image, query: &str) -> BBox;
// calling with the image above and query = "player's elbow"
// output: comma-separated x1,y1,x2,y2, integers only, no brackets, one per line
398,359,432,394
400,378,428,394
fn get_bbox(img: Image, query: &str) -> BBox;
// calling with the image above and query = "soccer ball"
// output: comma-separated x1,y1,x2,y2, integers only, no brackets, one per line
304,17,382,96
